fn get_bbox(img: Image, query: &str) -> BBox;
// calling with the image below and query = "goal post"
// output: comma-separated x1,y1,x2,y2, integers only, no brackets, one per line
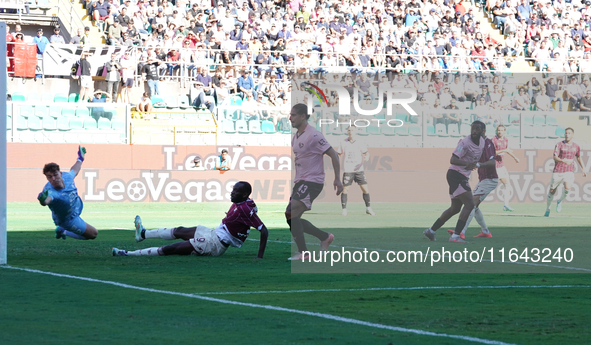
1,21,7,265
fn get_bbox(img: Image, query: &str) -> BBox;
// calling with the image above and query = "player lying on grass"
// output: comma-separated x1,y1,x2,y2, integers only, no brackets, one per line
38,146,98,240
112,181,268,258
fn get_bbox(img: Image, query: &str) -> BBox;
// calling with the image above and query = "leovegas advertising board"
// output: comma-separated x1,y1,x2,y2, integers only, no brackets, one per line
7,144,591,203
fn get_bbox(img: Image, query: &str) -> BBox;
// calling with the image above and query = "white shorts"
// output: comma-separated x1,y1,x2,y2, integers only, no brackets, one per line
80,75,93,89
497,166,509,180
550,172,575,190
189,225,228,257
474,178,499,202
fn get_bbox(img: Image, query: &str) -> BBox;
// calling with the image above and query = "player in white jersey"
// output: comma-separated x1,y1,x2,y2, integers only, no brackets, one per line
337,125,375,216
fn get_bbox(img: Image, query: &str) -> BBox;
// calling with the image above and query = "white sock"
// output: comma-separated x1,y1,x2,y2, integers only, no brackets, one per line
126,247,163,256
545,192,554,210
474,208,489,233
64,230,87,240
558,189,569,203
461,208,476,235
144,228,176,240
503,184,511,206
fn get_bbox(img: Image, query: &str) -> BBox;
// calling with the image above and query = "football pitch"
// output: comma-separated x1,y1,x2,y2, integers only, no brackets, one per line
1,201,590,344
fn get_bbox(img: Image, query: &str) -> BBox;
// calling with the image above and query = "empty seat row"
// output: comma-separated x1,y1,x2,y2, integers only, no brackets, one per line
222,119,279,134
12,115,125,132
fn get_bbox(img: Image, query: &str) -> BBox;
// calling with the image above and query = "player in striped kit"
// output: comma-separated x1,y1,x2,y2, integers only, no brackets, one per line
544,128,587,217
112,182,269,258
337,125,375,216
492,125,520,212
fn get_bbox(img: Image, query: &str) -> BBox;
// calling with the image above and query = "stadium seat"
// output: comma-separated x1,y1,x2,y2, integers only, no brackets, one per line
448,124,460,137
509,114,520,125
436,124,448,136
534,125,546,138
501,114,510,125
34,106,48,118
395,113,408,123
84,118,98,130
426,126,436,136
332,124,345,136
249,120,262,134
178,95,191,109
69,117,84,130
460,113,472,124
533,114,546,125
395,125,409,136
27,116,42,131
236,120,249,134
523,114,534,126
48,105,61,118
68,93,80,103
19,105,33,118
111,119,125,131
11,92,26,102
62,107,76,117
555,126,566,137
54,93,68,103
16,115,27,130
547,125,558,138
408,124,421,136
460,124,471,136
57,116,70,131
152,96,165,107
381,125,396,136
41,92,53,103
523,125,534,138
366,124,380,135
98,117,111,130
261,120,276,134
222,119,236,133
230,96,243,106
28,92,40,103
164,95,178,109
356,126,369,136
226,109,241,121
76,107,91,118
546,115,557,126
42,115,57,131
507,126,520,137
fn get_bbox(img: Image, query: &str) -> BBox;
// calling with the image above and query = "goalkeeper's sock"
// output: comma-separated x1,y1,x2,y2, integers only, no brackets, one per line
126,247,164,256
558,188,569,203
64,230,87,240
144,228,176,240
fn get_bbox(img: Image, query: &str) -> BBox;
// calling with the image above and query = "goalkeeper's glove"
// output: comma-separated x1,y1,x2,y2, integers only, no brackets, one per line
38,190,49,204
77,146,86,162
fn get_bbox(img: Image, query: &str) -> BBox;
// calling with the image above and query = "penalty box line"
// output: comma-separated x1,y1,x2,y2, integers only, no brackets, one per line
2,265,514,345
196,284,591,296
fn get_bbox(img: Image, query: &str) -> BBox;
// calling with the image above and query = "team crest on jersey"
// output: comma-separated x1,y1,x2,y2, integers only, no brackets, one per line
299,142,304,148
319,139,327,146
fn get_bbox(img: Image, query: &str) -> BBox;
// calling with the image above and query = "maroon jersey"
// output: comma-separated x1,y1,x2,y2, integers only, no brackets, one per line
492,135,509,168
477,137,498,181
221,198,264,245
553,141,581,173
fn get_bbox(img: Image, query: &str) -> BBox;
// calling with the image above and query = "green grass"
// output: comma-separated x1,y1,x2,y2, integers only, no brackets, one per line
1,202,590,344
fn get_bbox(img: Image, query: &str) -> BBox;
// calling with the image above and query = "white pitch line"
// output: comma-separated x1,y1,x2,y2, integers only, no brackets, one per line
1,265,514,345
197,284,591,296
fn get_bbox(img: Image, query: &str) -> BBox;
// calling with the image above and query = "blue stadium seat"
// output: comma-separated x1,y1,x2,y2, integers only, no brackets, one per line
98,117,111,130
523,114,534,126
534,124,546,138
448,124,460,137
436,124,448,136
12,92,26,102
222,119,236,133
19,105,33,118
152,96,165,108
76,107,91,118
178,95,191,109
57,116,70,131
230,96,243,106
381,125,396,136
164,95,178,109
546,115,557,126
54,93,68,103
111,119,125,131
42,115,57,131
547,125,558,138
509,114,520,125
68,93,80,103
249,120,262,134
49,105,61,118
507,126,520,137
261,120,276,134
62,107,76,117
28,92,40,103
356,126,369,136
395,125,409,136
41,92,53,103
69,117,84,130
16,115,27,130
555,126,566,137
533,114,546,125
34,106,48,118
84,118,98,130
408,124,421,136
395,113,408,123
460,124,471,136
426,126,436,136
367,124,380,135
236,120,249,134
523,125,534,138
28,116,42,131
501,114,510,125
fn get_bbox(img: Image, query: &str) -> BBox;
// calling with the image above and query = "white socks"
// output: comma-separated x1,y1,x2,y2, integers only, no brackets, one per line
461,208,489,235
144,228,176,240
558,189,569,203
126,247,163,256
546,192,554,210
502,184,511,207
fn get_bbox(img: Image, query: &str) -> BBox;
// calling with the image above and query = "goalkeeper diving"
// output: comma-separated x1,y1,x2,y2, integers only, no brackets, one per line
38,146,98,240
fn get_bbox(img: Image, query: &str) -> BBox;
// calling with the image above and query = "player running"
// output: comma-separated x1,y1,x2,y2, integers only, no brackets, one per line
424,121,485,243
447,126,497,239
38,146,98,240
337,125,375,216
492,125,520,212
544,127,587,217
286,103,343,261
112,181,269,258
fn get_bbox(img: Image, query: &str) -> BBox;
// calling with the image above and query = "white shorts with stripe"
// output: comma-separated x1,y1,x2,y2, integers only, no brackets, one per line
189,225,229,257
474,178,499,202
550,172,575,190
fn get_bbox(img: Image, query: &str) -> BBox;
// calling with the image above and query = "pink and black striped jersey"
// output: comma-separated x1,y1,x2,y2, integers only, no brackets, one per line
492,135,509,168
553,141,581,173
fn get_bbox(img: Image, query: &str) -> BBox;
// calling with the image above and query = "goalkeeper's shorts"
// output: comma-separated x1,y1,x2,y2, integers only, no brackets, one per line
58,216,87,235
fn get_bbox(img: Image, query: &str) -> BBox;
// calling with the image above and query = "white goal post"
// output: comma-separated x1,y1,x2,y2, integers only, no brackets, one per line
1,21,7,265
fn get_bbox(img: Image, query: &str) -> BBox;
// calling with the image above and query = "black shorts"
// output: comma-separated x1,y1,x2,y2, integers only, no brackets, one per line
343,172,367,186
122,78,134,87
447,169,471,199
290,181,323,210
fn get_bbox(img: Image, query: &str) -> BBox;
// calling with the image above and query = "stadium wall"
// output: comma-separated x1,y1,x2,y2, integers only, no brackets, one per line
8,144,591,203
